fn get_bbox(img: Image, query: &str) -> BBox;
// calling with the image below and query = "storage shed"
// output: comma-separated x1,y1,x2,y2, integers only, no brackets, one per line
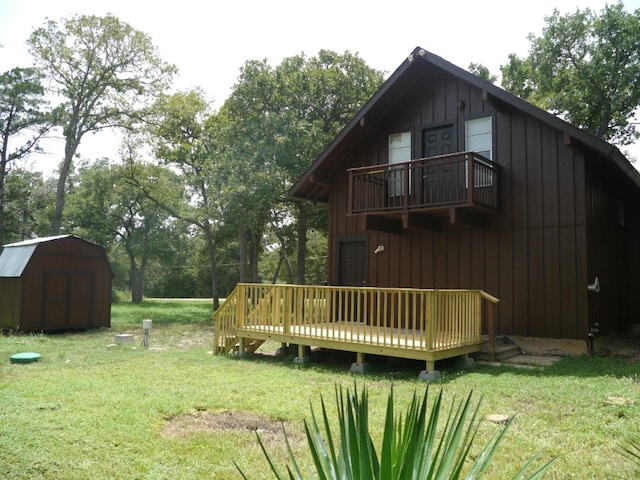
0,235,113,331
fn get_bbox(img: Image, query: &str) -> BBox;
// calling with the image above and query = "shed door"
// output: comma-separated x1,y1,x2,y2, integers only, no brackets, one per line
43,272,94,329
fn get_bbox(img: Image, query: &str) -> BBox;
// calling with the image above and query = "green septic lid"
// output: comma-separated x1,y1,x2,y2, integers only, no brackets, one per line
10,352,42,364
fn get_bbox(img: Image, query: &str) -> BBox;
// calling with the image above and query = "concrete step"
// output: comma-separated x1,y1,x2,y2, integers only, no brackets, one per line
474,337,522,361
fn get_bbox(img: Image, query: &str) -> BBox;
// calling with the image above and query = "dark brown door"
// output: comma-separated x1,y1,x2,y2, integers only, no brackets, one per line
421,125,458,203
43,272,94,329
422,125,455,157
338,240,367,286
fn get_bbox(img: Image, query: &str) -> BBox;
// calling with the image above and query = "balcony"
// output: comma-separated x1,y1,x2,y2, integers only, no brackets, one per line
347,151,499,231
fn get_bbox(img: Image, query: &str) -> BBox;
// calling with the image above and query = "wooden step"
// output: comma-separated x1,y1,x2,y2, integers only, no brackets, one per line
245,339,266,354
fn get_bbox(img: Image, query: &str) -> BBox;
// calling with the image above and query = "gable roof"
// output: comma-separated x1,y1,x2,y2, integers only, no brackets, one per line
0,235,108,278
289,46,640,202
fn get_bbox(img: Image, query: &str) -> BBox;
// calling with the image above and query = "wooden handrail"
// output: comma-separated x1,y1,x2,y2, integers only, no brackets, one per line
347,151,499,215
213,284,499,361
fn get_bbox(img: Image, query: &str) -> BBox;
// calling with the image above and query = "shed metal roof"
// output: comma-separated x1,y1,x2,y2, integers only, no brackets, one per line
0,235,73,278
0,244,38,277
2,234,71,248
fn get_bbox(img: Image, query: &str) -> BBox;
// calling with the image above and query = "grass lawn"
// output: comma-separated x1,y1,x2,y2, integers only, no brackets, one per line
1,299,639,479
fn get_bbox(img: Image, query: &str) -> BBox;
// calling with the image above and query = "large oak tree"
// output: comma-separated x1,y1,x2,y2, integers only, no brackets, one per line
501,1,640,146
223,50,385,284
27,14,176,234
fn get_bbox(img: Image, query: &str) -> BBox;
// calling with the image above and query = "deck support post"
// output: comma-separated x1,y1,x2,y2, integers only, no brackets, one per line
293,344,311,365
418,360,440,381
456,354,475,370
350,352,370,374
235,337,250,358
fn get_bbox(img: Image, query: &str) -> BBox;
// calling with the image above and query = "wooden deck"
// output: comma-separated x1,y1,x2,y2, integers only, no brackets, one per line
213,284,498,372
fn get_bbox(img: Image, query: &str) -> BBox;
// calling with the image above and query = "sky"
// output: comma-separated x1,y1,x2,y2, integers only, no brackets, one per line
1,0,640,173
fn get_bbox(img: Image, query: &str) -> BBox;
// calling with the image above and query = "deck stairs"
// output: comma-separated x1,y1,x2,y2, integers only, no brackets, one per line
244,339,266,354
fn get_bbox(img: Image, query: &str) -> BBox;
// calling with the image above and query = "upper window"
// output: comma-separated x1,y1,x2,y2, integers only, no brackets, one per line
388,132,411,196
465,116,492,160
388,131,412,164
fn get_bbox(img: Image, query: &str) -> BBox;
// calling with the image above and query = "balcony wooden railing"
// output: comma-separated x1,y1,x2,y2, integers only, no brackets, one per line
348,151,498,215
213,283,499,370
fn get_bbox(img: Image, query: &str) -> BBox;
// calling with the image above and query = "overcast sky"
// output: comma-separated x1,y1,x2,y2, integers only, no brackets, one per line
1,0,640,172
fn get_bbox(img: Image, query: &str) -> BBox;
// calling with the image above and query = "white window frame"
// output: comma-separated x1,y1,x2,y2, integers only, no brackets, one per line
465,117,493,188
388,131,411,196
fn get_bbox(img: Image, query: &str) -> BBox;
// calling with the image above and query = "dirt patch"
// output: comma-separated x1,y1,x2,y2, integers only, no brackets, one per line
598,335,640,361
162,409,295,440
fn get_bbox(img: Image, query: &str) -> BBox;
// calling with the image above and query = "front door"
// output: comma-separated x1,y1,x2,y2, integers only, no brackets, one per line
338,239,367,286
421,125,458,203
337,238,368,324
422,125,455,157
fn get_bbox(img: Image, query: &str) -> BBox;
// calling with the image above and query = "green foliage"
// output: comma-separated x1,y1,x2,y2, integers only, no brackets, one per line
1,167,52,243
500,1,640,145
238,384,555,480
222,50,384,283
66,158,185,302
0,66,51,244
467,63,497,84
27,13,177,233
0,67,50,162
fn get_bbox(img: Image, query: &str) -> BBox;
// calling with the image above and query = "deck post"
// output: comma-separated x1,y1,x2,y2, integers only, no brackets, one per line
293,344,311,365
350,352,370,374
418,359,440,381
487,297,497,362
236,337,249,358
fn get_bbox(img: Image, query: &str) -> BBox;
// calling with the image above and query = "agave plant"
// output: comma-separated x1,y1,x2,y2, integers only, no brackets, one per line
236,383,555,480
618,438,640,476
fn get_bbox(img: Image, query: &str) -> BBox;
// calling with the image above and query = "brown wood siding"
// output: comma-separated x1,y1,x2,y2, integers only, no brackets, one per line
329,71,596,341
626,198,640,327
3,237,113,331
584,157,636,335
0,278,22,328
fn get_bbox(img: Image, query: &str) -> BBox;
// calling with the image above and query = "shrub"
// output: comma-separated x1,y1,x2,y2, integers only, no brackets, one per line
236,383,555,479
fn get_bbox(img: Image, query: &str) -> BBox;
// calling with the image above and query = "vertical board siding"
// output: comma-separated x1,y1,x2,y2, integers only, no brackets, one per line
327,70,627,341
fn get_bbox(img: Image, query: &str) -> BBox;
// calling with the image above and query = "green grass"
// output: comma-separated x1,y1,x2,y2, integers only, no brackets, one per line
1,300,639,479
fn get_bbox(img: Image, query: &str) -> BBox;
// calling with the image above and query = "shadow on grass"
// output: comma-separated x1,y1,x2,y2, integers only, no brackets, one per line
225,345,640,382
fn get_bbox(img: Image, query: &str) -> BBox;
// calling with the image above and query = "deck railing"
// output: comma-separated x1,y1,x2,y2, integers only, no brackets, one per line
214,284,498,362
348,151,498,214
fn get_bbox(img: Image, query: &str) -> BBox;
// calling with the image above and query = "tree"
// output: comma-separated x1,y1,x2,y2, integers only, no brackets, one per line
27,14,177,234
134,89,226,308
2,168,52,242
468,62,497,83
66,157,183,303
500,2,640,145
0,67,51,244
224,50,384,284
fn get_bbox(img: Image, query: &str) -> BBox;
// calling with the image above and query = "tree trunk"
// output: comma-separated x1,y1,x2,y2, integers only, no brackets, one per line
0,123,9,245
239,223,248,282
204,222,219,310
0,152,6,246
51,137,79,235
127,248,143,304
296,203,307,285
250,230,260,282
